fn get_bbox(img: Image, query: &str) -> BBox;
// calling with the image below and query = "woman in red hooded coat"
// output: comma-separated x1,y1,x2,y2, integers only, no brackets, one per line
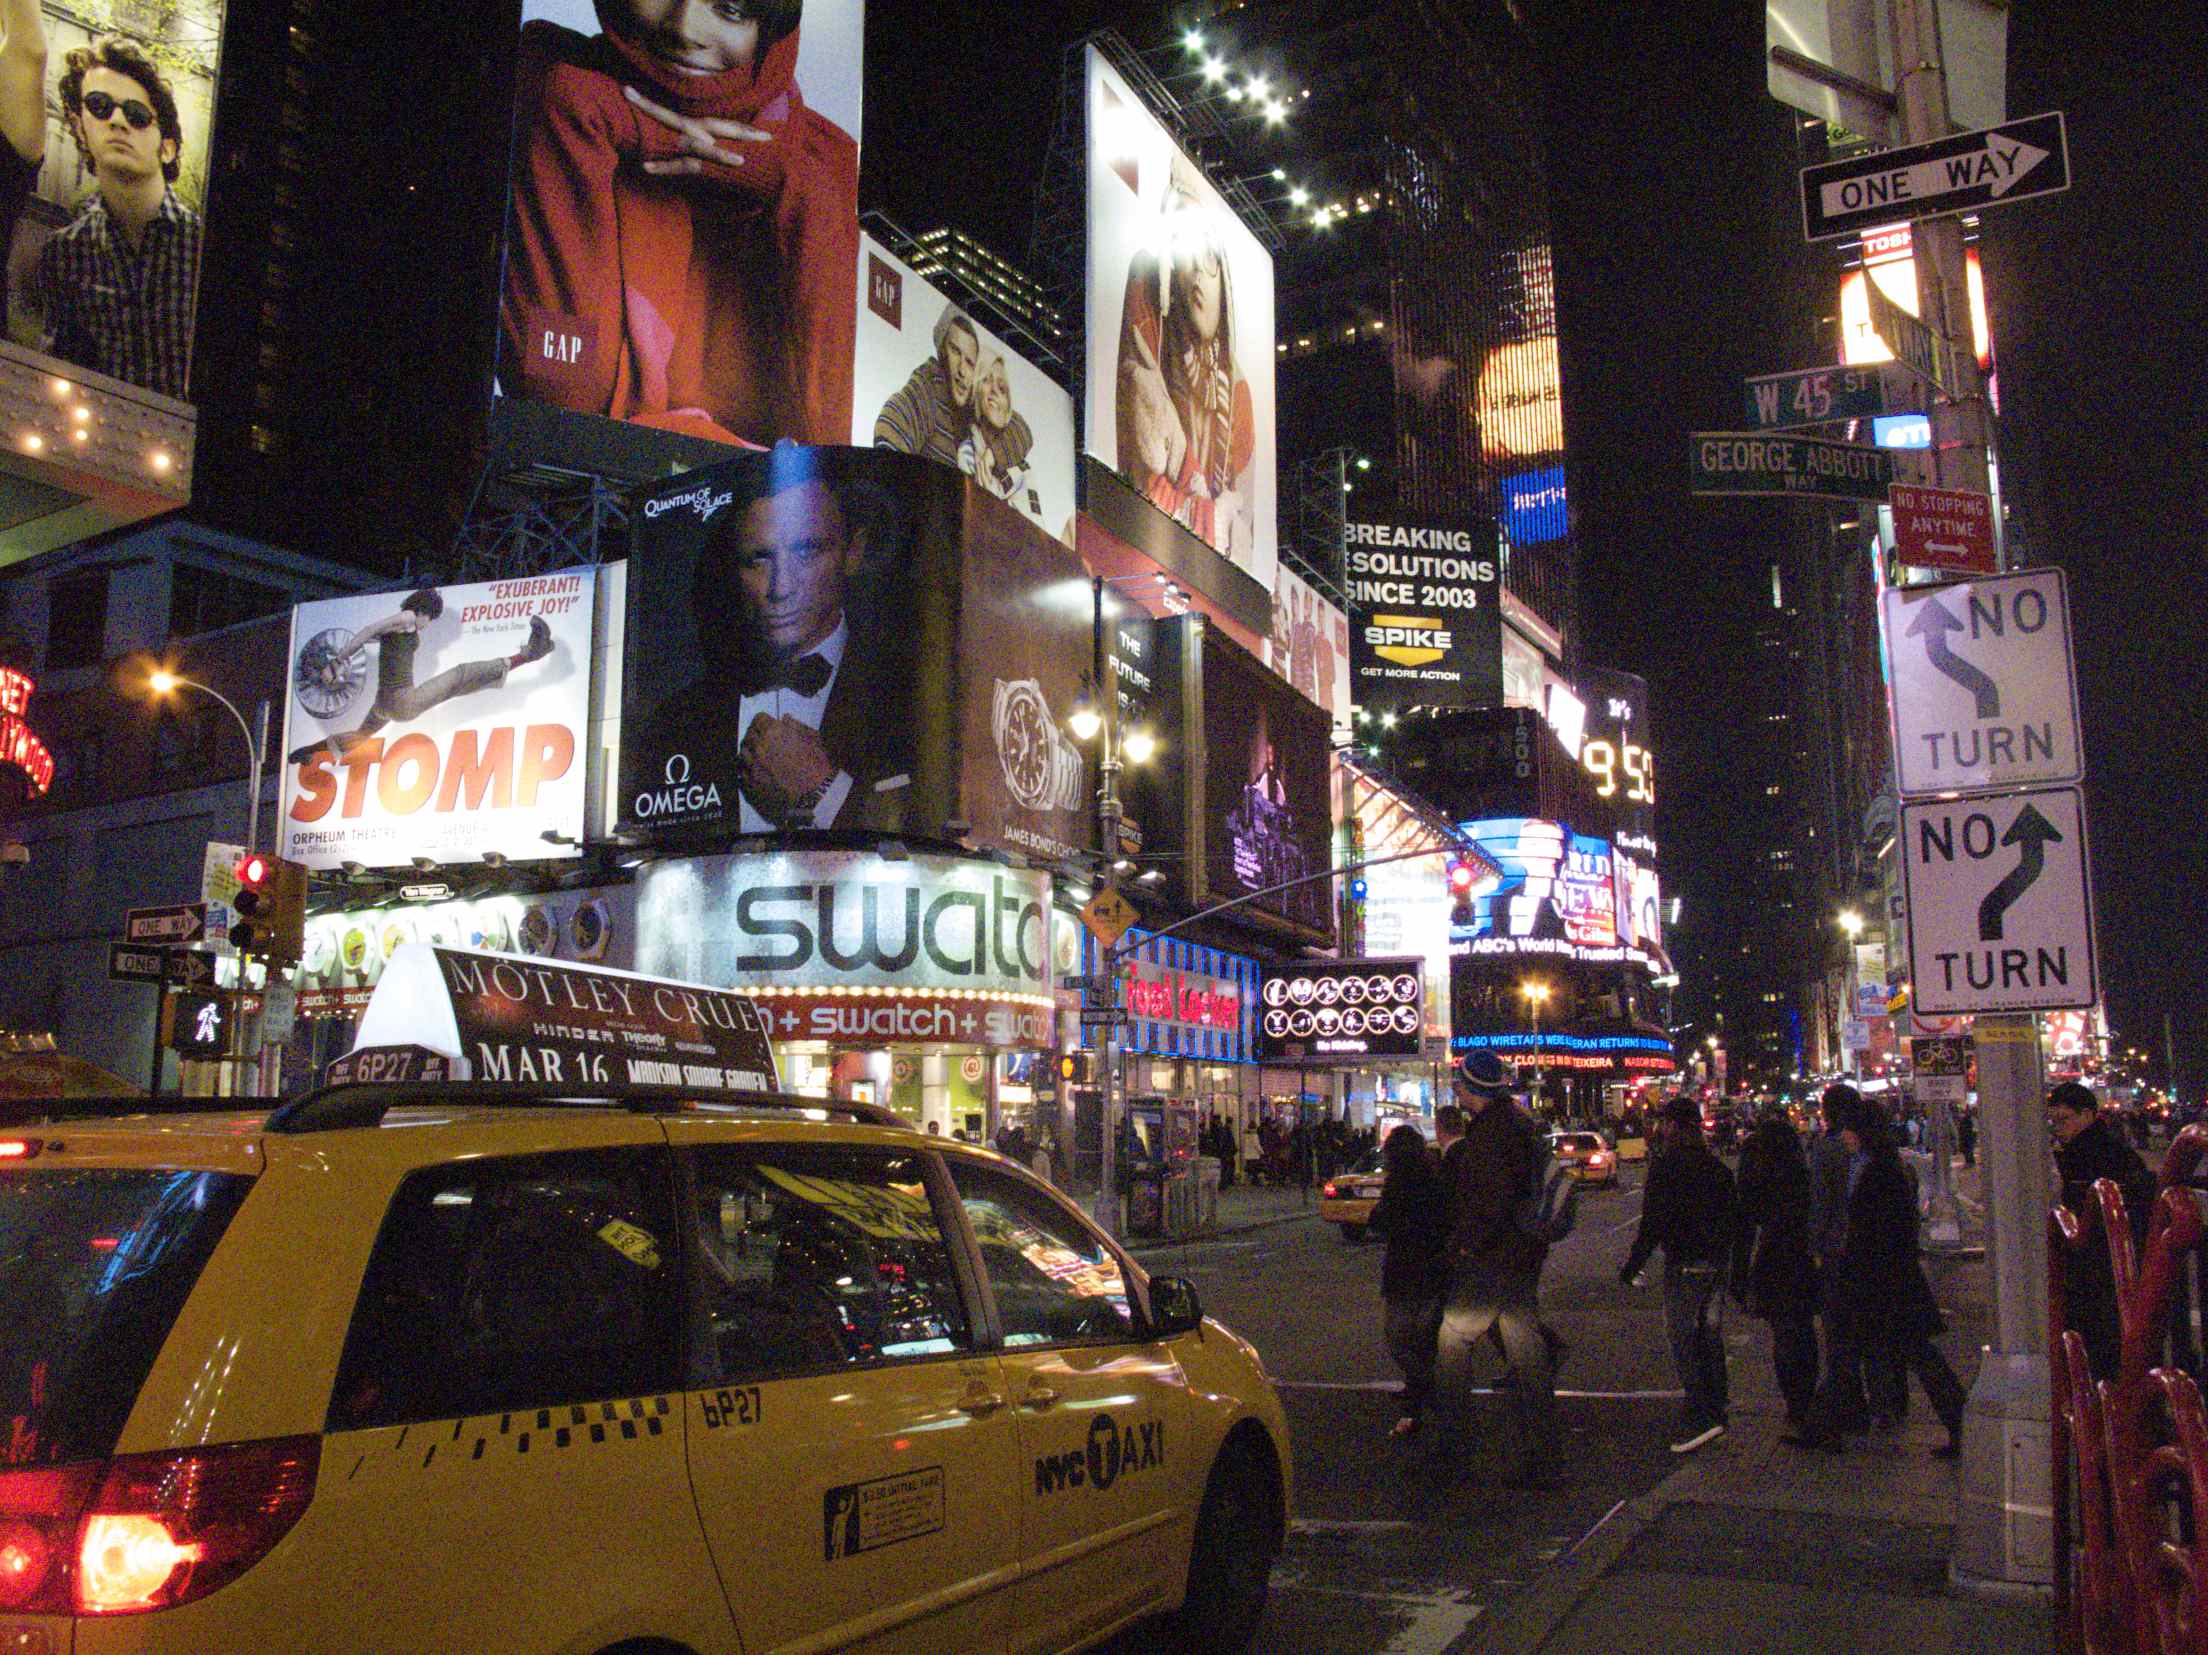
501,0,857,449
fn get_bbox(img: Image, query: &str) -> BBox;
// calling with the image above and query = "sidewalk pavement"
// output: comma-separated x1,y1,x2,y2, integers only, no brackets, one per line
1126,1179,1320,1255
1471,1157,2053,1655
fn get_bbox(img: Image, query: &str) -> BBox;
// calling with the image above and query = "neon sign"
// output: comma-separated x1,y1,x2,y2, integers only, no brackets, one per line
0,668,53,797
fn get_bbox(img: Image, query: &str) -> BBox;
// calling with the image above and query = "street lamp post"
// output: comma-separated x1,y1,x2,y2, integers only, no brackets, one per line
147,670,271,1098
1836,908,1864,1083
148,670,270,858
1520,980,1551,1119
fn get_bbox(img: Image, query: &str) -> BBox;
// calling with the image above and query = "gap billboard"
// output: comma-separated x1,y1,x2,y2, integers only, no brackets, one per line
496,0,864,451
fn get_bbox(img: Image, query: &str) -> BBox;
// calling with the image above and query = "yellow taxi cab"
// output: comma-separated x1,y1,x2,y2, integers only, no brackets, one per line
1547,1129,1619,1188
1318,1156,1385,1241
0,948,1290,1655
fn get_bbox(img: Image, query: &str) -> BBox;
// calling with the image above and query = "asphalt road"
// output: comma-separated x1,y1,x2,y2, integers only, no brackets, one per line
1111,1166,1699,1654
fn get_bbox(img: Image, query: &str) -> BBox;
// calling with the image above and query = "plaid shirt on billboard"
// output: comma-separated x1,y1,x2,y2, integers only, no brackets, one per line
33,188,203,401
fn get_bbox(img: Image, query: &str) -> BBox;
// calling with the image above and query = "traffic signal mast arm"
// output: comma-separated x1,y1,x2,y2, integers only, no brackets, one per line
1100,841,1488,969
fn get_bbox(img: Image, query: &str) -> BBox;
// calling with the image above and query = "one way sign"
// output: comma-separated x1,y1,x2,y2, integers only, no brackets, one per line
1882,568,2082,797
1801,111,2071,242
1902,787,2097,1015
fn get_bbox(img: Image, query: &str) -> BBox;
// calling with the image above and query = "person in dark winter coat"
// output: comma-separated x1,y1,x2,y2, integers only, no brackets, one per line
1436,1053,1559,1487
1368,1124,1451,1438
1731,1111,1823,1427
1792,1102,1967,1455
2050,1081,2157,1381
1622,1095,1738,1453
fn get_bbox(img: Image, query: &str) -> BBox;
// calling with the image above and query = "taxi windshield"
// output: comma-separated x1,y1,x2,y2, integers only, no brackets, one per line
1,1167,252,1466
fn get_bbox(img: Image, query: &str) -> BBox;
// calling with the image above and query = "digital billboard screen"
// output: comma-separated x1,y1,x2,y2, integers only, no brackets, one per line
4,1,226,404
278,571,598,871
497,0,864,450
1255,958,1424,1062
1454,816,1662,969
855,231,1074,544
616,445,1096,863
1199,626,1331,942
1083,44,1276,588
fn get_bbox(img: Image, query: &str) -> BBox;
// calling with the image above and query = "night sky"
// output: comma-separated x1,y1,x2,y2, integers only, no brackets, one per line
863,0,2208,1086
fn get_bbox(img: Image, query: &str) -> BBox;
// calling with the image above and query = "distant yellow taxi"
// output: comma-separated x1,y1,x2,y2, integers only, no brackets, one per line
0,982,1290,1655
1548,1130,1620,1188
1320,1158,1385,1240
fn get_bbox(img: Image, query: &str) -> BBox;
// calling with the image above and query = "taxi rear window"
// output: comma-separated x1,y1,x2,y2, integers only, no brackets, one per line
1,1167,252,1467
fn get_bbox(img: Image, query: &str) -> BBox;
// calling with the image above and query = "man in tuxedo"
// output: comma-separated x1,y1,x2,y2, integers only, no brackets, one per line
636,447,913,831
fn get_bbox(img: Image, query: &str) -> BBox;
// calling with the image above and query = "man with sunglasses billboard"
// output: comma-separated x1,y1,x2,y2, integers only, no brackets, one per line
32,36,202,400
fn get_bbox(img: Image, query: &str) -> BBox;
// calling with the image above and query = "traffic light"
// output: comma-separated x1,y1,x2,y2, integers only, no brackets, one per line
1058,1052,1093,1086
1446,856,1477,928
232,853,306,963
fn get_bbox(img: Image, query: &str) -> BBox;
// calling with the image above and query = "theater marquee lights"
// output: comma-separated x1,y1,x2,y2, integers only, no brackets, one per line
0,667,53,797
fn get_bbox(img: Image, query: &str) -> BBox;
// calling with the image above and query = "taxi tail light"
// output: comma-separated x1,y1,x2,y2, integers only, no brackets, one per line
1321,1182,1338,1199
75,1435,320,1615
0,1463,98,1614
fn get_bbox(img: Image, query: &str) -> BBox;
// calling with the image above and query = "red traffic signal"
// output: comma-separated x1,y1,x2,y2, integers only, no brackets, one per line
236,853,269,888
1446,857,1477,895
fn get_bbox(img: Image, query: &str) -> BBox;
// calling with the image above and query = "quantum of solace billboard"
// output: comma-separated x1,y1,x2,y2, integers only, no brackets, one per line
1255,958,1425,1062
279,571,597,870
497,0,864,449
616,444,1095,864
1344,512,1503,715
634,849,1055,1048
3,0,226,403
855,231,1074,544
1084,45,1276,587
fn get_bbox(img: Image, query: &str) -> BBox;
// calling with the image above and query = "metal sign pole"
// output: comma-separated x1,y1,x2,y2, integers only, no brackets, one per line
1882,0,2053,1590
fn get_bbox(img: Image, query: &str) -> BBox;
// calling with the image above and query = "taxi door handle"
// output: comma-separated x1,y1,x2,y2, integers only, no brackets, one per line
1021,1383,1060,1409
958,1386,1006,1417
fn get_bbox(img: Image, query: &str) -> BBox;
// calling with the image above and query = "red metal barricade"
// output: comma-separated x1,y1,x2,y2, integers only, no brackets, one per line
2052,1124,2208,1655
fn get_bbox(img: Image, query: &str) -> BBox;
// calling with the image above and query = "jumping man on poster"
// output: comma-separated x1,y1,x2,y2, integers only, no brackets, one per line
288,590,555,767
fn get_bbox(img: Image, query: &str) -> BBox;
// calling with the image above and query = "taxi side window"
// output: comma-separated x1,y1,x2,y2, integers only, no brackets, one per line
329,1147,682,1430
945,1161,1137,1348
686,1146,973,1385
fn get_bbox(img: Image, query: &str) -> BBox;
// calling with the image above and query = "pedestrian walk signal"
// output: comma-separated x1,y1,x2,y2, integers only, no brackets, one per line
231,853,307,963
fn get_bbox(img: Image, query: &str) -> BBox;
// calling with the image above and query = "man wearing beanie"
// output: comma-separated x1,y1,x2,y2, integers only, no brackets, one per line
1621,1095,1738,1453
1435,1052,1560,1488
2049,1080,2155,1379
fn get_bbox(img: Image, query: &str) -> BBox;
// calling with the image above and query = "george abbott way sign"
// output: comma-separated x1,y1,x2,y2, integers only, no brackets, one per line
1881,568,2082,797
1689,431,1892,504
1902,787,2097,1015
1801,111,2071,242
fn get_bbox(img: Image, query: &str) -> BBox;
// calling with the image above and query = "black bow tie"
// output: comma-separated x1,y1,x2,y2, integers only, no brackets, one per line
736,652,833,697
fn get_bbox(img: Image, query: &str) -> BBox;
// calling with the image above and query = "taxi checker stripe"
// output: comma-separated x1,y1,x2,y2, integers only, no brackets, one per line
347,1395,673,1481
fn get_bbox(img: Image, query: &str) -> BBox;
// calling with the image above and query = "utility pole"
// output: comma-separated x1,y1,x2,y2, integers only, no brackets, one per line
1880,0,2053,1591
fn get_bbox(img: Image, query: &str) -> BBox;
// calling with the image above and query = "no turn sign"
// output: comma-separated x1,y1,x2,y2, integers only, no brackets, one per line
1901,786,2098,1015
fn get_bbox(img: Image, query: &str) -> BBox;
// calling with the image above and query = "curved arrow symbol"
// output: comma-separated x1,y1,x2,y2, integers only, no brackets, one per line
1907,596,2001,719
1978,805,2062,941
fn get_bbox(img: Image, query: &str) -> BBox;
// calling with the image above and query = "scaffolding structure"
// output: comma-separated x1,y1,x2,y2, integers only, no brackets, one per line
444,460,631,585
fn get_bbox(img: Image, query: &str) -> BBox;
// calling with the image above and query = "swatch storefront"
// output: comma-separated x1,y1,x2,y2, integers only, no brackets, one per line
637,847,1060,1136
